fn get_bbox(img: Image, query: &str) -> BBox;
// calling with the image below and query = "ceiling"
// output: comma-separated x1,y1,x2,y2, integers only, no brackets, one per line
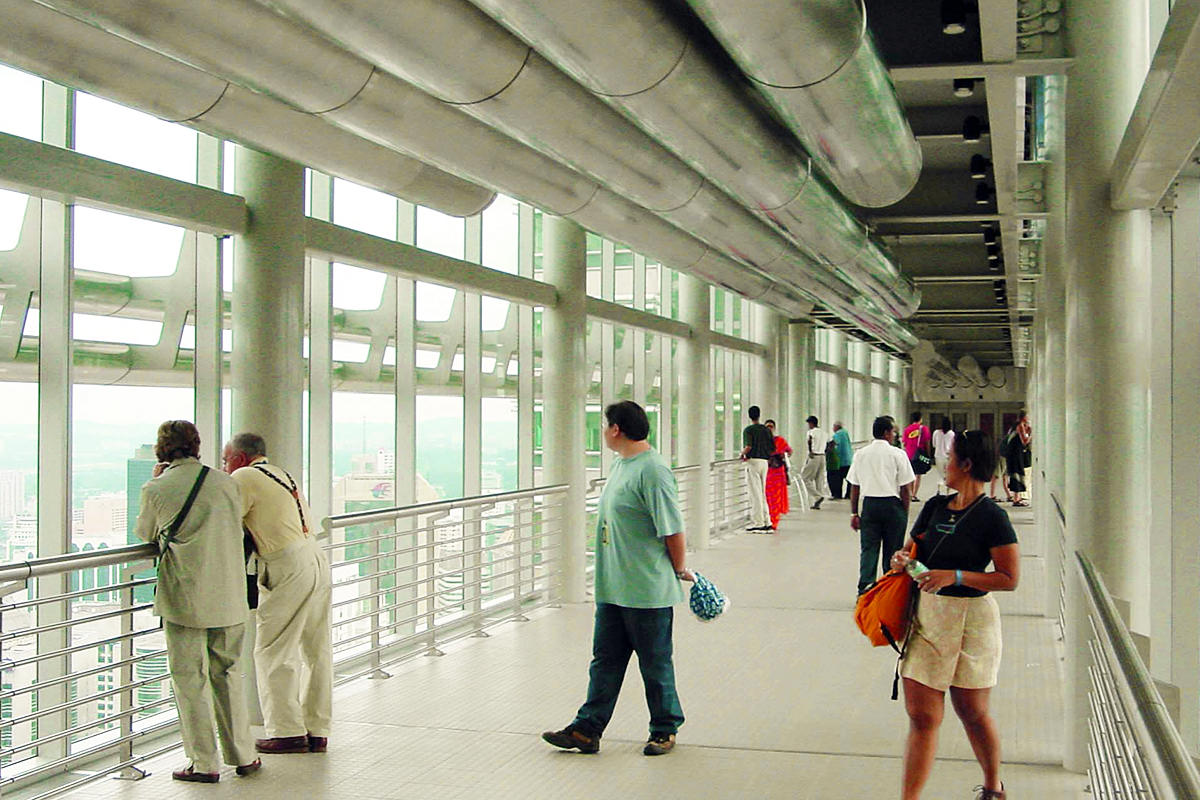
850,0,1071,369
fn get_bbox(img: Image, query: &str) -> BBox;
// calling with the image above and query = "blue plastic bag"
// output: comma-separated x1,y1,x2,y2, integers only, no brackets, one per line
689,570,729,622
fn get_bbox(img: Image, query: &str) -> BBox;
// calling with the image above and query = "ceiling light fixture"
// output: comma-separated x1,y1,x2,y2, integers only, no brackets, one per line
987,243,1000,260
942,0,968,34
953,78,975,98
970,154,991,179
975,182,993,205
963,115,986,142
983,228,997,245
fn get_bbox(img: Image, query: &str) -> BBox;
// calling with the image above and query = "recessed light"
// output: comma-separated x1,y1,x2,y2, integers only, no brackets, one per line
953,78,975,98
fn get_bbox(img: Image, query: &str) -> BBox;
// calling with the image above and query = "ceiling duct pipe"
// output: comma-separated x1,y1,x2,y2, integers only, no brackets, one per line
464,0,920,295
260,0,917,319
956,354,988,387
28,0,914,337
393,0,916,311
685,0,921,207
0,1,493,217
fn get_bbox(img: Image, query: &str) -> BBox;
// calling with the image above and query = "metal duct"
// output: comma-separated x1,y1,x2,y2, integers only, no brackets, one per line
957,354,988,387
1,1,494,216
685,0,921,207
29,0,914,340
263,0,917,320
463,0,919,298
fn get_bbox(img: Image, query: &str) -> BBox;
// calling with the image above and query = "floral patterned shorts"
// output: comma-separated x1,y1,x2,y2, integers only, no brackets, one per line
900,591,1002,692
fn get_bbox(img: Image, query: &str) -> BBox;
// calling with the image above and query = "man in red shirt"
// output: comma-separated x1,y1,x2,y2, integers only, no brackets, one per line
902,412,932,502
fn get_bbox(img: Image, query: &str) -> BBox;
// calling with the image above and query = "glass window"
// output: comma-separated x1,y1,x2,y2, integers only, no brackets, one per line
73,207,184,278
481,398,517,492
0,64,42,141
74,93,197,184
331,392,395,512
0,189,31,252
331,339,370,363
481,194,518,274
331,262,387,311
73,314,161,346
0,382,37,559
416,206,464,260
416,282,456,322
332,178,398,240
416,395,464,499
481,297,509,332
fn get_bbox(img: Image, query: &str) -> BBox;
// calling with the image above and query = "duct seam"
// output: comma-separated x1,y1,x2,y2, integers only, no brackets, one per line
590,39,690,99
441,46,533,106
311,65,377,115
560,182,603,218
656,177,709,215
174,81,231,125
745,0,869,90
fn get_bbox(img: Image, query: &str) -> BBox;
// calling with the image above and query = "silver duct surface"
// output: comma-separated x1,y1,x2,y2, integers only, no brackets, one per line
1,0,494,216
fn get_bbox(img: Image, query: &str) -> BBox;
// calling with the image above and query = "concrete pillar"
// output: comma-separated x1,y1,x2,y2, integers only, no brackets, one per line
787,322,814,443
231,147,306,476
678,274,713,550
1040,74,1068,622
541,214,588,602
1061,0,1152,770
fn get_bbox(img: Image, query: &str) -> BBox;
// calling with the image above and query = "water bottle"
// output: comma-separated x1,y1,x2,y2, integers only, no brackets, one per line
905,559,929,578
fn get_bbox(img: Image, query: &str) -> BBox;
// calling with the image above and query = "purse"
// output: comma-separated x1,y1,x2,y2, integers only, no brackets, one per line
767,453,786,469
911,452,933,475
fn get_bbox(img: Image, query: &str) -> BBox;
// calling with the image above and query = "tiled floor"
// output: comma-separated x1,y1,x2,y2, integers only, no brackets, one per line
46,495,1088,800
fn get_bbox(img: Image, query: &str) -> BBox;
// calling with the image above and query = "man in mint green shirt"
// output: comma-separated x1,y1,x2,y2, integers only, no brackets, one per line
543,400,694,757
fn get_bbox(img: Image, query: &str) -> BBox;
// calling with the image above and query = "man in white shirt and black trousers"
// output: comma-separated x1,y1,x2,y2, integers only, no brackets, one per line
846,416,916,597
801,415,830,509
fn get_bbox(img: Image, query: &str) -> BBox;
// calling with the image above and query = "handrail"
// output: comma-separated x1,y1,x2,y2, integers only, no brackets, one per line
1075,551,1200,799
0,542,158,584
1051,492,1065,525
322,483,569,530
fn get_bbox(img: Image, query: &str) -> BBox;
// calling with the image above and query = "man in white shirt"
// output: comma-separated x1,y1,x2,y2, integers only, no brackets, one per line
846,416,916,596
801,415,830,509
223,433,332,756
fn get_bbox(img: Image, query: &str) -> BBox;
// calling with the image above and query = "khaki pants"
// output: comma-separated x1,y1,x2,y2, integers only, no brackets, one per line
255,536,333,738
164,621,254,772
800,454,828,500
744,458,770,527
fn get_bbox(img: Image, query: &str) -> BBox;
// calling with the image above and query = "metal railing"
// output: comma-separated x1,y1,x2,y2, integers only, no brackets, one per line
709,458,752,540
0,484,568,799
323,484,567,683
1075,551,1200,799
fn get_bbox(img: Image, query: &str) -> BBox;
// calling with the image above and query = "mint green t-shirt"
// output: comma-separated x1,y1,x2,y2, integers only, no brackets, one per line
593,448,686,609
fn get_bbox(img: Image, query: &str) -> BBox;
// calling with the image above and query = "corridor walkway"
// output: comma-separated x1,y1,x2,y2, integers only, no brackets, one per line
45,497,1087,800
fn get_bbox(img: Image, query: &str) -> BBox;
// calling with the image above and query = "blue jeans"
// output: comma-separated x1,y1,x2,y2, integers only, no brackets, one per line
572,603,684,737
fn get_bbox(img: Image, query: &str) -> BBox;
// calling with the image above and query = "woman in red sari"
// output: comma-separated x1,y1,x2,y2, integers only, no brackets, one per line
764,420,792,530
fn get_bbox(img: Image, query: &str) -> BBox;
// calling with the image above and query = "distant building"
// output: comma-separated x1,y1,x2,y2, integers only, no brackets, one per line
125,445,155,547
83,493,127,539
7,513,35,561
0,469,26,522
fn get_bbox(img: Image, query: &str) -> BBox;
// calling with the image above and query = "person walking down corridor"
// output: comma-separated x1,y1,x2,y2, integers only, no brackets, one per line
134,420,260,783
903,412,933,502
847,416,915,597
740,405,775,531
543,401,695,756
223,433,333,756
764,419,792,530
829,422,853,500
891,430,1020,800
801,415,829,509
931,418,955,495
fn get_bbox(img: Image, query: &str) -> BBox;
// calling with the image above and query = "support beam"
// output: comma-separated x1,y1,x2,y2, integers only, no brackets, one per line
678,274,713,550
0,131,247,235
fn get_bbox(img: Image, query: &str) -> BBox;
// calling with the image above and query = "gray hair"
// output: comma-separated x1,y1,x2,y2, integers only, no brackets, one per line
229,432,268,458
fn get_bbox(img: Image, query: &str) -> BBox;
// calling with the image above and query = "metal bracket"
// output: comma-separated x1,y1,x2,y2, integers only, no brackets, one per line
1159,183,1179,215
367,668,392,680
0,579,29,600
425,646,445,657
113,765,150,781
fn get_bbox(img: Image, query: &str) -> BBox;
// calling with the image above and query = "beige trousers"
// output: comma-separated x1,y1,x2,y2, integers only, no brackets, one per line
255,536,333,738
744,458,770,527
164,621,254,772
800,454,828,500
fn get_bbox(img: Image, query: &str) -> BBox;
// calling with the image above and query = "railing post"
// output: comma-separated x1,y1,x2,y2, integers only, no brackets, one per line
466,504,485,637
366,524,390,680
113,564,149,781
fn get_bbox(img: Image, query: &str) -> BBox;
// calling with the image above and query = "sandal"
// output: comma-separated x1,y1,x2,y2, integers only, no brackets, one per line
1012,500,1029,507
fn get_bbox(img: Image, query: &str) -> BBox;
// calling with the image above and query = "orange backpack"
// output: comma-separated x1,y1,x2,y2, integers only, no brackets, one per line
854,564,916,650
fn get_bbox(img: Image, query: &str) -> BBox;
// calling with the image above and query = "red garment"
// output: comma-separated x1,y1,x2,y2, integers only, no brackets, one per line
766,435,791,529
903,422,930,459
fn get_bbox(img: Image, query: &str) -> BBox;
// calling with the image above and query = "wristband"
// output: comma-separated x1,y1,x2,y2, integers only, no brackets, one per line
955,569,963,586
675,569,688,579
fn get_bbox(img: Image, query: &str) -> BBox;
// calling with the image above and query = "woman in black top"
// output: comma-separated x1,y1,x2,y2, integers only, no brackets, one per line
892,430,1020,800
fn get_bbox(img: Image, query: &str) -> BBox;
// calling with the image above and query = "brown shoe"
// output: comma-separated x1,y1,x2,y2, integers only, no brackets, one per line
643,732,675,755
541,725,600,754
307,734,328,753
235,759,262,777
255,736,310,754
974,784,1005,800
172,765,219,783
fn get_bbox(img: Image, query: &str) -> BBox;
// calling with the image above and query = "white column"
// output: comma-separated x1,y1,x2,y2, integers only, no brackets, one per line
541,215,588,602
231,147,306,476
679,274,713,549
787,323,814,443
1061,0,1153,770
1167,179,1200,753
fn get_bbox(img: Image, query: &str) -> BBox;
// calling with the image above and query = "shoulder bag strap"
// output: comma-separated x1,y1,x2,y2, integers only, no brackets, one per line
251,464,309,534
158,466,209,560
